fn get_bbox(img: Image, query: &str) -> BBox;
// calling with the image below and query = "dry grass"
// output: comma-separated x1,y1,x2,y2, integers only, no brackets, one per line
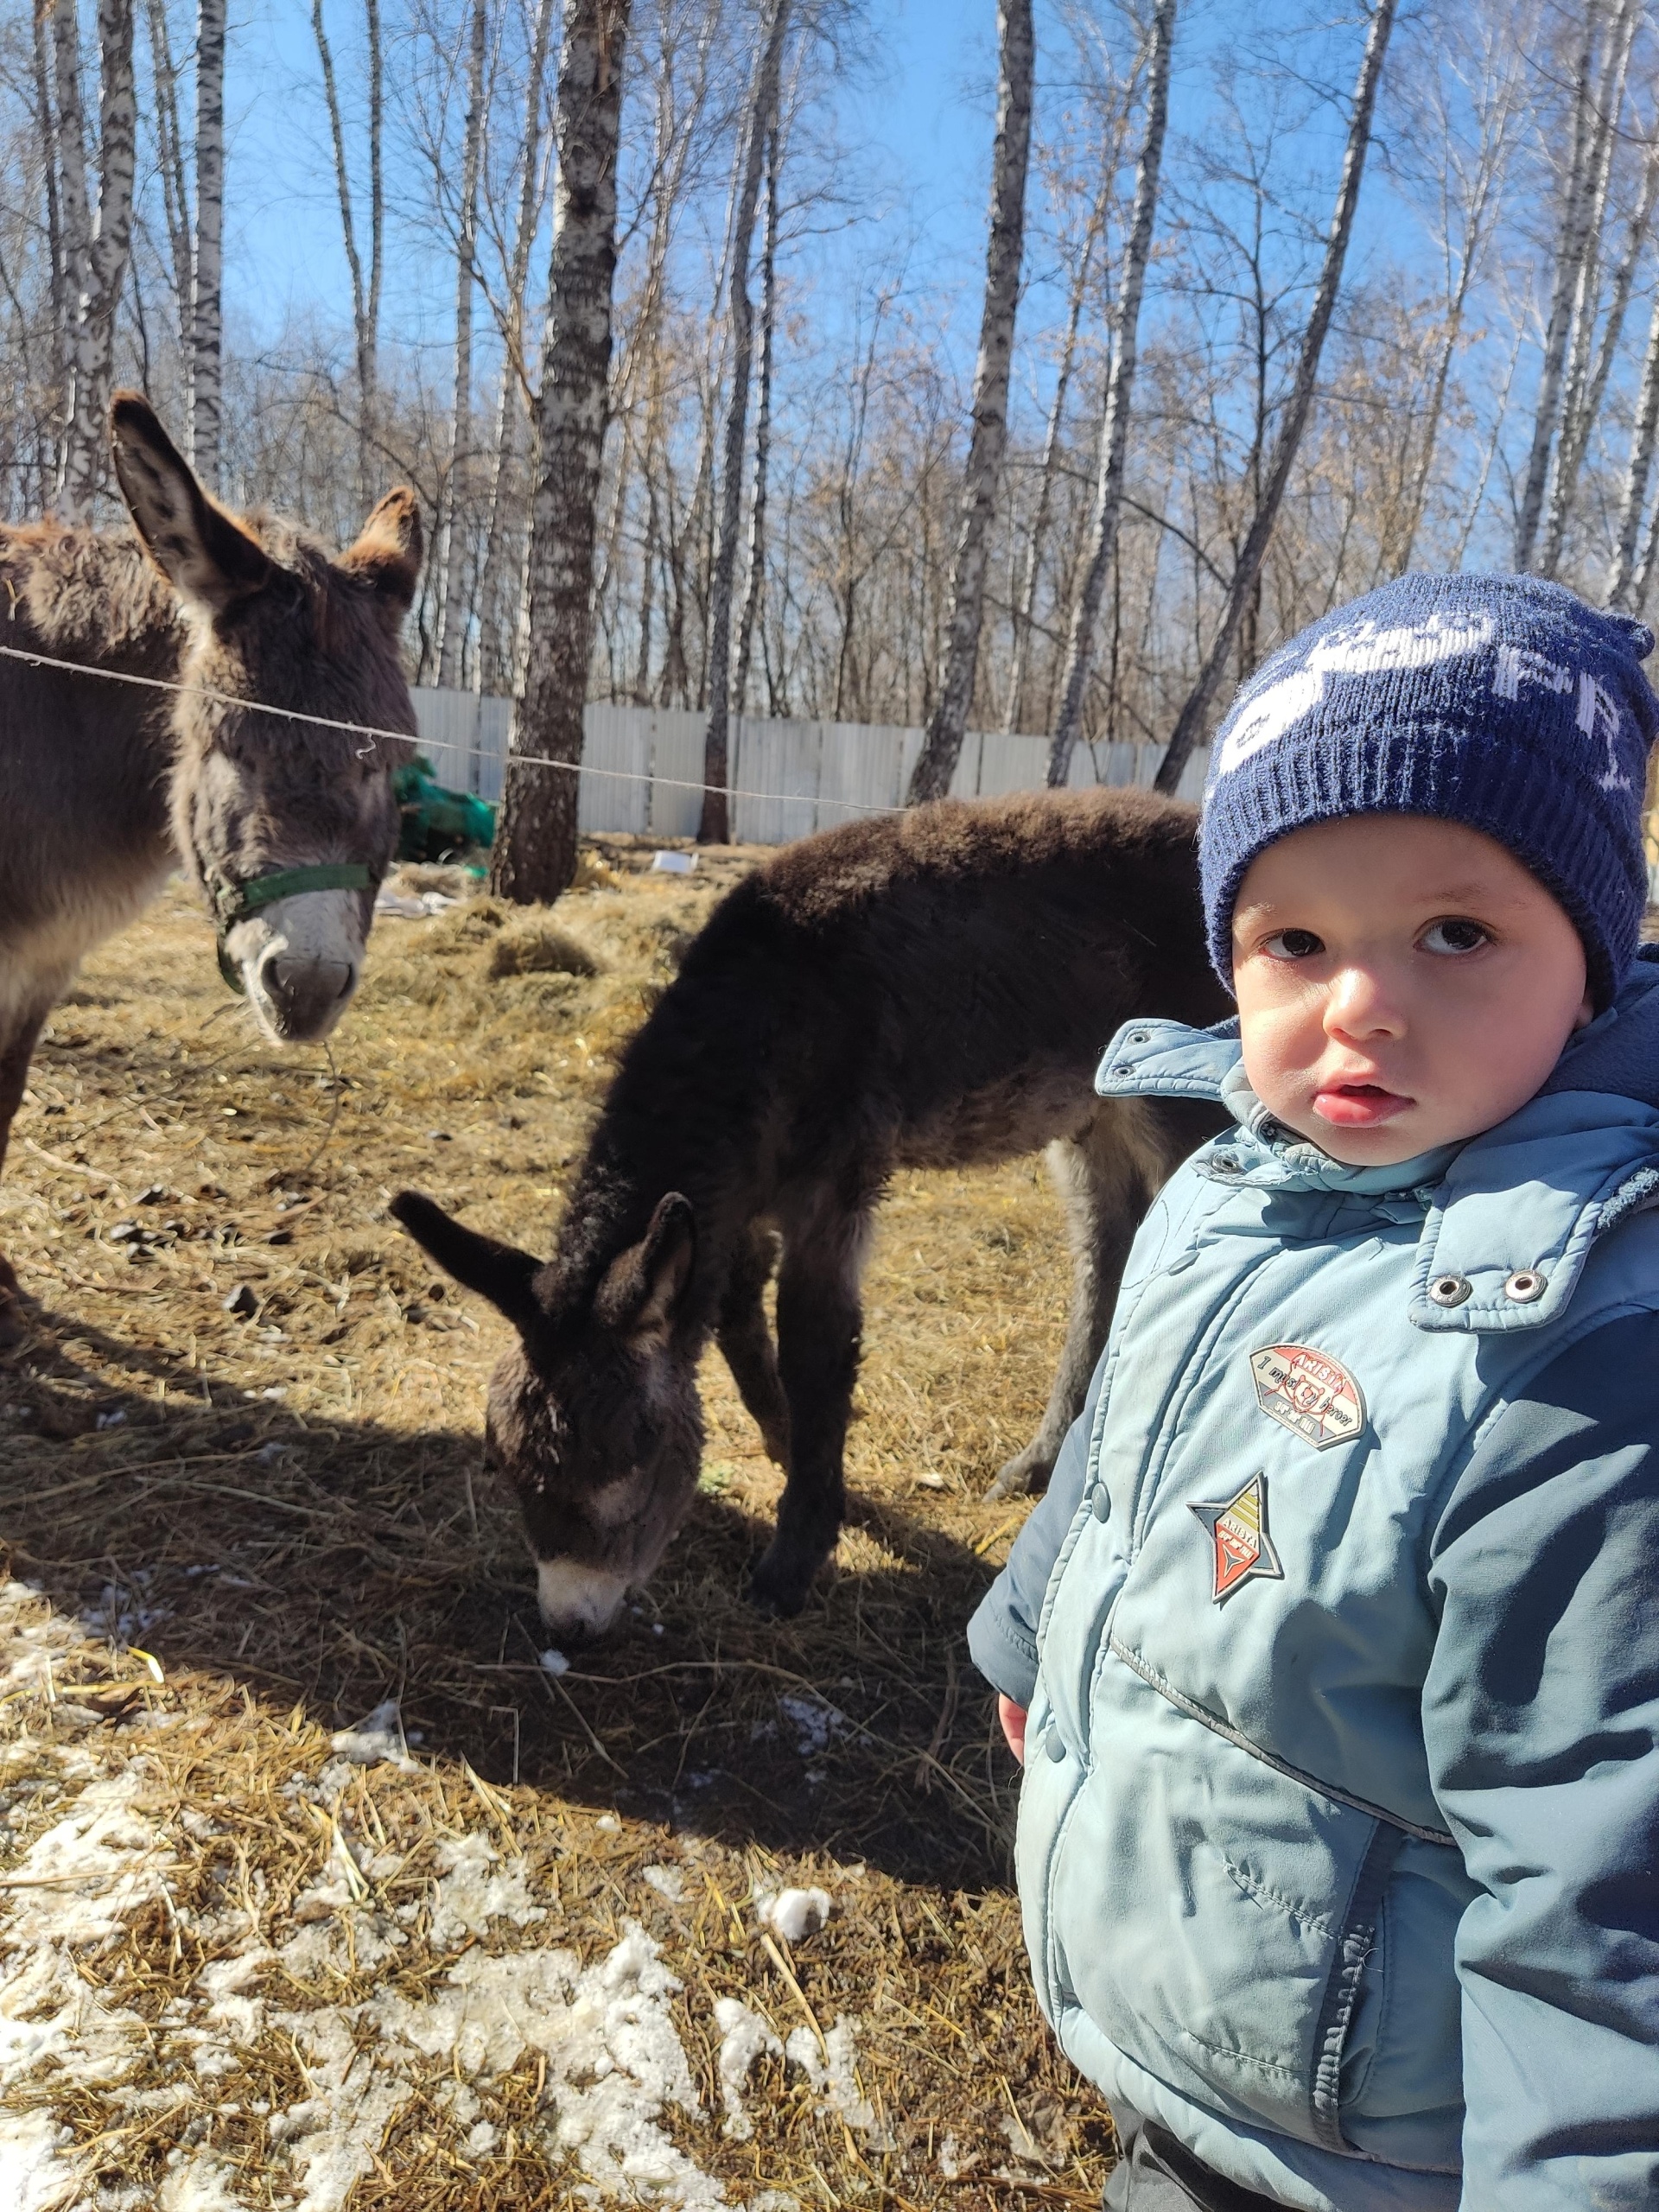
0,838,1109,2209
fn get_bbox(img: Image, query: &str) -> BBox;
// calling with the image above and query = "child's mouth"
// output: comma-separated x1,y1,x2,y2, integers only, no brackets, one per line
1313,1082,1413,1128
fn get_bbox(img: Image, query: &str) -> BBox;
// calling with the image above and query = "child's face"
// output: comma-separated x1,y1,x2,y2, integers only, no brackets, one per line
1232,814,1594,1165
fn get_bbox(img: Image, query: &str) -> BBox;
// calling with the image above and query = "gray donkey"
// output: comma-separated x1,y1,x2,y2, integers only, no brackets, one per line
393,786,1227,1642
0,393,422,1345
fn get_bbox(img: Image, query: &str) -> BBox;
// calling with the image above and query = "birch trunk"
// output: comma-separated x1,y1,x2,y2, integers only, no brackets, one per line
189,0,226,485
1540,0,1638,578
143,0,191,321
1154,0,1396,796
1004,167,1107,734
698,0,791,843
438,0,488,686
57,0,137,518
1046,0,1175,789
31,0,67,451
491,0,629,906
312,0,384,502
1512,2,1604,572
732,117,780,734
906,0,1034,804
475,0,557,696
1609,284,1659,609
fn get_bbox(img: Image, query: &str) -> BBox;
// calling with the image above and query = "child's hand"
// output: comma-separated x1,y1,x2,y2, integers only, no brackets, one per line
998,1695,1028,1766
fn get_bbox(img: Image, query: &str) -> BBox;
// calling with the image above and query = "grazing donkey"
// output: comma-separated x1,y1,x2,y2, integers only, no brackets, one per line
0,392,422,1345
394,786,1228,1641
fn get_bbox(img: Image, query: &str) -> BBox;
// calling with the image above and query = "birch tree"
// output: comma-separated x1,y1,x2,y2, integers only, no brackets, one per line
1003,168,1107,735
1609,276,1659,609
31,0,67,450
475,0,558,696
491,0,630,906
732,112,780,730
1537,0,1641,576
189,0,226,484
1154,0,1396,796
437,0,488,684
698,0,791,844
54,0,138,517
1046,0,1174,788
906,0,1034,804
312,0,385,502
1512,2,1605,572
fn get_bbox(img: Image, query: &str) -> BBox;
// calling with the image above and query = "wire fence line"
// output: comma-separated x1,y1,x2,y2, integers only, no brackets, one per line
0,643,1211,842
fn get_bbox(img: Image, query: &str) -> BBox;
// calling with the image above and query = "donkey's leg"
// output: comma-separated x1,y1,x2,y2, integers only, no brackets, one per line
748,1202,871,1616
0,1007,48,1349
716,1223,791,1466
986,1099,1173,1501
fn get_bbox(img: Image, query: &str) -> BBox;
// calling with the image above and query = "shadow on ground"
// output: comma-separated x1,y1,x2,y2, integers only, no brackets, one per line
0,1304,1016,1891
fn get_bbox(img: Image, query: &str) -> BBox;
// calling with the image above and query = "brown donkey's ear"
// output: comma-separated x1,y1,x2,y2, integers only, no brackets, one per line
389,1192,543,1335
340,486,423,629
596,1194,696,1347
110,391,270,613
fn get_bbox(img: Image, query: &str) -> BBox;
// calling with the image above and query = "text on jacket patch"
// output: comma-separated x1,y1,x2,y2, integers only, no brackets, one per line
1249,1344,1365,1450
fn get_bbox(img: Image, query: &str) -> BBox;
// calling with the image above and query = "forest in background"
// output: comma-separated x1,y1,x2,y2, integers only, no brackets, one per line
3,0,1657,791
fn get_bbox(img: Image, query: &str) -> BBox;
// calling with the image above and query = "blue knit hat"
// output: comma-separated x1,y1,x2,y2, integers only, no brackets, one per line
1199,573,1659,1007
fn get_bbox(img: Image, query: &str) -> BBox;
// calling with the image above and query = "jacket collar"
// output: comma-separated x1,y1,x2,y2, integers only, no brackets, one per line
1097,958,1659,1333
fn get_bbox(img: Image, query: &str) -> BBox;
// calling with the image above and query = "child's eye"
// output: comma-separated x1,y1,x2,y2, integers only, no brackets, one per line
1420,918,1490,957
1262,928,1324,960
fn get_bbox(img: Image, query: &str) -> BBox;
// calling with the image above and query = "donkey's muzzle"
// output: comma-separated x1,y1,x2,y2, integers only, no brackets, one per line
257,951,355,1041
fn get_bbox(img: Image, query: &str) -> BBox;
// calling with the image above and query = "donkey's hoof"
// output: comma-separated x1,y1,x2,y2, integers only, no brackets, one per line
984,1446,1054,1502
747,1547,816,1618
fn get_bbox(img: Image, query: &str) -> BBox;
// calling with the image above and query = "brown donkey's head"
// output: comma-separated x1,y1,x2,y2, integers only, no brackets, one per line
389,1190,705,1644
110,393,423,1043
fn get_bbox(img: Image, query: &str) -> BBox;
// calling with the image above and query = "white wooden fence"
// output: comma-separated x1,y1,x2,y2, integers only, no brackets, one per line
409,690,1211,844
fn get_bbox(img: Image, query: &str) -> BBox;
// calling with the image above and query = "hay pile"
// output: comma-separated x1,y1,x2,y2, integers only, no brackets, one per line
0,845,1111,2208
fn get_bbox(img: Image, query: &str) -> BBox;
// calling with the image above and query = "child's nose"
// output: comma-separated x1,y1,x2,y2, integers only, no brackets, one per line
1324,963,1405,1039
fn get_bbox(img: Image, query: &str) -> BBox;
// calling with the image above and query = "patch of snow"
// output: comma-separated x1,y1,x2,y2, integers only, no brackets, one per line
327,1700,416,1770
785,2017,888,2147
0,1768,171,1953
0,2108,78,2212
640,1863,685,1904
157,2156,246,2210
539,1647,570,1675
754,1887,830,1943
713,1998,781,2139
776,1693,847,1759
426,1832,546,1947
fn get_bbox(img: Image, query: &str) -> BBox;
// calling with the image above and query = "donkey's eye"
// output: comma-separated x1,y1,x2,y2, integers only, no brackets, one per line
1262,928,1323,961
1420,917,1490,957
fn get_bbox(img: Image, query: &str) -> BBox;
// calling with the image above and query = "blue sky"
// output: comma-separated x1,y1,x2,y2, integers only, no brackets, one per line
212,0,1430,424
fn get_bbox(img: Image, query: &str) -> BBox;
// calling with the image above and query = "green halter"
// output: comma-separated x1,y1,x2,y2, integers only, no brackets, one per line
212,863,375,994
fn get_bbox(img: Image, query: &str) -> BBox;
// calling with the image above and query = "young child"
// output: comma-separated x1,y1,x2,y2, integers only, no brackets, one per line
969,573,1659,2211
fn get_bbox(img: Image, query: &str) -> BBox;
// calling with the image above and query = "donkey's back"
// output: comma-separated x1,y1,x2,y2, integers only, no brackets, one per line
641,783,1222,1173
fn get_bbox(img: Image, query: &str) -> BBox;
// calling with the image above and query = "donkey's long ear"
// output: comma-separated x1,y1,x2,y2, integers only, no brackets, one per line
595,1194,696,1347
340,486,423,631
390,1192,543,1336
110,391,270,613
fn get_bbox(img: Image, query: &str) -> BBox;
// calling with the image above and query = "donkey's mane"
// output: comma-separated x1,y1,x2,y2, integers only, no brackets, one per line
0,519,181,671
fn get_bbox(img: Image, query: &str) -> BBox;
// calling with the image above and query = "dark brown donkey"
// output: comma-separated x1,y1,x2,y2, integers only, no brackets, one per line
0,393,422,1344
393,786,1228,1641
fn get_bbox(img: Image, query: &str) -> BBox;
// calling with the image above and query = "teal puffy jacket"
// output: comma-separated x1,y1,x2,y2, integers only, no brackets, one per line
969,957,1659,2212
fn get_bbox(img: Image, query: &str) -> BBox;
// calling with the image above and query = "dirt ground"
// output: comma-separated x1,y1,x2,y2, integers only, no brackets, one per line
0,842,1111,2210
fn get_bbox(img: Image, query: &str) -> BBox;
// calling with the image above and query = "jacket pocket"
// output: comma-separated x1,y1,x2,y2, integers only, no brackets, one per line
1337,1838,1468,2171
1043,1664,1461,2155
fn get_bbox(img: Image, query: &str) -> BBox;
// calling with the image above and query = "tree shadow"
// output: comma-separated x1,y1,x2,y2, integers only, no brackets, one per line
0,1305,1018,1891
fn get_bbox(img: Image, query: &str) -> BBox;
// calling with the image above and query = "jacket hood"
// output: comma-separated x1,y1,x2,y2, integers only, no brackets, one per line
1097,950,1659,1335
